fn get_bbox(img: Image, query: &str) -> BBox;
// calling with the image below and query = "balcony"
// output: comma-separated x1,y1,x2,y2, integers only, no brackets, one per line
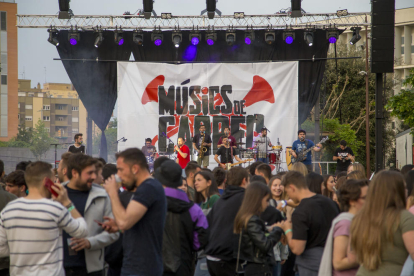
55,109,69,115
54,120,68,127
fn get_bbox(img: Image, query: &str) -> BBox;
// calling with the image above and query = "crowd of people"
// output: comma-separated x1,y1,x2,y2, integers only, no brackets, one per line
0,149,414,276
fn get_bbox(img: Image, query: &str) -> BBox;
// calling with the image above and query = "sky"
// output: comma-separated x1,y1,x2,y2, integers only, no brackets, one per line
16,0,413,87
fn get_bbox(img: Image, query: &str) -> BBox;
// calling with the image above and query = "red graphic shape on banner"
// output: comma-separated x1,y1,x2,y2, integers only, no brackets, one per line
201,87,209,94
270,165,275,171
243,76,274,107
142,75,165,105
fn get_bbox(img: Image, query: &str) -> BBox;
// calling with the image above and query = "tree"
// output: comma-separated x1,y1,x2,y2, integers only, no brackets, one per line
14,123,33,145
29,120,58,160
93,120,118,159
385,69,414,135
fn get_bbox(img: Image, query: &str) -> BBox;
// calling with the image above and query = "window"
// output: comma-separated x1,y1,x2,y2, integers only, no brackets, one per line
25,104,33,110
1,75,7,85
72,106,79,111
43,116,50,121
28,93,34,97
57,117,64,121
45,128,50,133
18,103,20,108
43,105,50,110
72,128,79,132
25,116,32,121
1,12,6,31
17,114,20,120
57,105,64,110
72,117,79,123
18,92,26,96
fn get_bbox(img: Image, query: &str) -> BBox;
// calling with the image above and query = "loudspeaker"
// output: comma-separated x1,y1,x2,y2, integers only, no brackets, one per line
370,0,395,73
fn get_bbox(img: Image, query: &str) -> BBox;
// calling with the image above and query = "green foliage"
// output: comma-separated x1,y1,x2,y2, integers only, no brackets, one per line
29,120,58,160
93,127,117,157
15,123,33,144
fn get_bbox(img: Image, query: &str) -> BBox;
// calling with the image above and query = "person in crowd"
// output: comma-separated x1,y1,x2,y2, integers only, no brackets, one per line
0,161,88,275
347,171,366,180
269,175,292,219
101,148,167,276
401,164,414,176
4,170,27,198
346,163,365,176
154,160,208,276
290,130,322,173
185,162,201,200
94,159,104,185
322,174,336,199
205,167,249,275
0,160,5,190
333,140,355,174
277,171,339,276
255,163,272,184
406,170,414,214
194,171,220,214
213,167,226,195
193,124,212,168
251,175,267,185
68,133,86,154
217,127,237,149
291,162,309,176
233,182,285,276
178,177,189,195
57,152,73,184
249,161,264,176
102,164,117,183
350,170,414,276
97,158,106,166
63,153,119,276
306,172,325,195
335,171,347,182
15,160,31,171
175,137,191,170
319,179,368,276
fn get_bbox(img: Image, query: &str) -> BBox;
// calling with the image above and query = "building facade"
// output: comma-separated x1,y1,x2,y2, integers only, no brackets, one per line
18,80,88,144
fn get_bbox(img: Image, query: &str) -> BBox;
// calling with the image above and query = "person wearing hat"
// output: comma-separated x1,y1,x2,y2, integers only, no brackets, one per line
154,160,208,276
290,130,322,173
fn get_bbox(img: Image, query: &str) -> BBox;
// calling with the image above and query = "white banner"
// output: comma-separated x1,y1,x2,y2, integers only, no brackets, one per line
117,62,298,171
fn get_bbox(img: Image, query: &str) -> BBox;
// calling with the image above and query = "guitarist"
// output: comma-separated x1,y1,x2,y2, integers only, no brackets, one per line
214,137,245,169
290,130,322,173
192,125,212,168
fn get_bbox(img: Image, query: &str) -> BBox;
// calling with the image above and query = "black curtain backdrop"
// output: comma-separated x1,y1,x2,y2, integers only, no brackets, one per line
55,29,332,160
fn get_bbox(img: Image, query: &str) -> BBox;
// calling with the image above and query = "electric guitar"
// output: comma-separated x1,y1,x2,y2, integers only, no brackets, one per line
220,159,254,170
290,137,329,165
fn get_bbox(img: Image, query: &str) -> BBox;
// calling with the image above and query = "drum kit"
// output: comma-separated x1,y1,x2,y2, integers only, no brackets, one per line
238,139,285,172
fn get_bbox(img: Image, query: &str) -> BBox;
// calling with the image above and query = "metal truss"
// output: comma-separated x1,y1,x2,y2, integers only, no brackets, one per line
17,12,369,30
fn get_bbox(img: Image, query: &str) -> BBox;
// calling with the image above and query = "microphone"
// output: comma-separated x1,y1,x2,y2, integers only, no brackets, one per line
123,138,127,142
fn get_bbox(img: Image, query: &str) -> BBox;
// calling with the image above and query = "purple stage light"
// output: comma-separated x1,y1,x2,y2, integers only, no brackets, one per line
329,37,337,44
207,39,214,46
118,38,124,46
285,36,293,44
154,39,162,46
69,38,77,45
245,37,251,45
191,37,200,46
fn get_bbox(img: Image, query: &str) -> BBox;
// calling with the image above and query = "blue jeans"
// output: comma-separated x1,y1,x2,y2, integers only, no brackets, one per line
272,261,281,276
194,257,210,276
258,157,269,164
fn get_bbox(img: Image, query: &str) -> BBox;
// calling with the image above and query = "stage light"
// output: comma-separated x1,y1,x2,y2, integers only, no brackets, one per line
265,31,275,45
151,30,163,46
336,9,348,17
190,31,201,46
68,28,80,46
161,13,172,19
234,12,245,19
143,0,153,19
133,30,144,46
114,29,124,46
349,27,361,45
290,0,302,18
283,30,295,44
206,0,216,19
327,28,339,44
47,29,59,46
94,30,103,48
206,31,217,46
245,30,254,45
58,0,73,19
172,32,182,48
304,30,314,46
226,31,236,46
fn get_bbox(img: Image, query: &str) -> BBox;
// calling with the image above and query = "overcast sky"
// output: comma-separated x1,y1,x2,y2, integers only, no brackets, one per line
16,0,413,87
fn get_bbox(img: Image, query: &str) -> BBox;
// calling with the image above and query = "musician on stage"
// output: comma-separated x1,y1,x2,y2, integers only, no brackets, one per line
217,127,237,149
192,125,212,168
253,127,273,164
175,137,190,169
141,138,157,158
290,130,322,173
214,137,245,169
333,140,355,174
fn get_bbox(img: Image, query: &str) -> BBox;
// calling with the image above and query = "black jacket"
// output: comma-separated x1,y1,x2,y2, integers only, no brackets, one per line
205,185,245,261
238,215,284,265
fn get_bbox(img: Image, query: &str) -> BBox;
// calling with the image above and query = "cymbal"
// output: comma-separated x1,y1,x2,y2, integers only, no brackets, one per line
254,141,264,144
236,142,246,145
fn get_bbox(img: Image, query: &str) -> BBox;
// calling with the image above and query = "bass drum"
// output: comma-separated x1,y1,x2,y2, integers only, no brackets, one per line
285,146,293,171
268,153,278,164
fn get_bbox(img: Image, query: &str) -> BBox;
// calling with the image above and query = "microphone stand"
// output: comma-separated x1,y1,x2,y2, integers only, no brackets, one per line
50,142,74,169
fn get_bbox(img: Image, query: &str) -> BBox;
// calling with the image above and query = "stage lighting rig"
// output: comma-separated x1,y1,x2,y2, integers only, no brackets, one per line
234,12,245,19
326,28,339,44
304,29,314,46
205,28,217,46
151,28,163,46
68,27,80,46
349,27,361,45
47,28,59,46
290,0,302,18
264,30,275,45
133,30,144,46
161,13,172,19
244,28,254,45
201,0,221,19
336,9,349,17
114,28,124,46
94,29,103,48
226,30,236,46
58,0,73,19
190,29,201,46
172,31,182,48
283,29,295,44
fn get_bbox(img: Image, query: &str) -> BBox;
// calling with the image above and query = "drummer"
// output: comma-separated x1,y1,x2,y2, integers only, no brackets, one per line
141,138,157,171
253,127,273,164
217,127,237,149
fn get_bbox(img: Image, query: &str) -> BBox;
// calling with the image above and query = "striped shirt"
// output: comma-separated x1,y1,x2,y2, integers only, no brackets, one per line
0,198,88,276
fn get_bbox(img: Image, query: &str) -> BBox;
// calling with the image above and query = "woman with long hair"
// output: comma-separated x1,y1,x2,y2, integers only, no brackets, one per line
322,174,336,199
406,170,414,214
234,182,284,276
347,171,366,180
346,163,365,177
194,171,220,212
291,162,308,176
307,172,325,195
319,179,368,276
349,171,414,276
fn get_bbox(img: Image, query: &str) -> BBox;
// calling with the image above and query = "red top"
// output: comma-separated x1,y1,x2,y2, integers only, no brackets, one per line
177,144,190,169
